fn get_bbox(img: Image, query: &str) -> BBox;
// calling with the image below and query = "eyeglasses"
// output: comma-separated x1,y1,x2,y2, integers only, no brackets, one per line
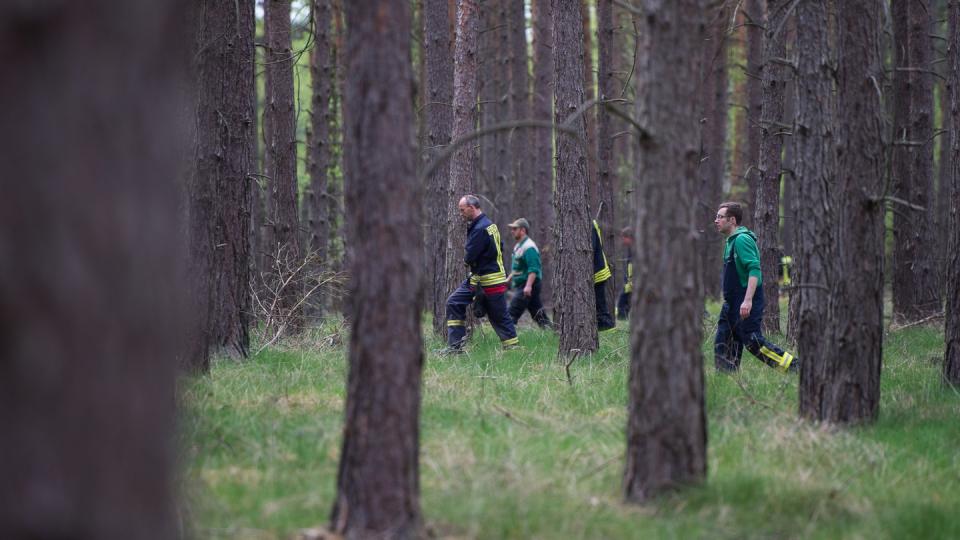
715,213,730,220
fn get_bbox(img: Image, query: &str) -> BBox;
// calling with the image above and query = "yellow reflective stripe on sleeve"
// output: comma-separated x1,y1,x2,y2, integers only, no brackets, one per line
501,337,519,346
447,320,466,327
624,282,633,293
592,220,611,282
594,267,612,283
486,224,506,277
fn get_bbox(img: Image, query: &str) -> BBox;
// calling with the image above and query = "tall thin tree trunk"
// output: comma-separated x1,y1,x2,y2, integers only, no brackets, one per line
624,0,707,503
425,0,455,336
800,0,884,423
0,1,186,536
444,0,480,302
745,0,764,212
945,0,960,386
265,0,303,333
554,0,598,355
754,0,789,335
533,0,555,311
189,0,255,368
509,0,532,225
699,1,731,300
583,0,600,213
795,0,836,412
893,0,940,323
308,0,333,318
597,0,618,315
330,1,423,536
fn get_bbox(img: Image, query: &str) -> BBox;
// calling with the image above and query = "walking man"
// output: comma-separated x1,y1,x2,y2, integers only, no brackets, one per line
714,202,798,372
507,218,552,328
444,195,519,352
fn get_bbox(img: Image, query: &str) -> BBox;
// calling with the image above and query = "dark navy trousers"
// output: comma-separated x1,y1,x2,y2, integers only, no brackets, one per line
446,279,518,348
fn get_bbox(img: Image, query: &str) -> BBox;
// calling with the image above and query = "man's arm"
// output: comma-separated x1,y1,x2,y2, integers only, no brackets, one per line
740,275,758,318
523,272,536,296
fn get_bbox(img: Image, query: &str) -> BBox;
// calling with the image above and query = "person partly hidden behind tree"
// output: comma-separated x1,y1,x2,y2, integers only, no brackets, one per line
616,226,634,320
592,219,616,332
713,201,799,373
442,195,519,354
507,217,552,329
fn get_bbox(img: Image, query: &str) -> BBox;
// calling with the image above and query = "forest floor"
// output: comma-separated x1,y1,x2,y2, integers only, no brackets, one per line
181,300,960,539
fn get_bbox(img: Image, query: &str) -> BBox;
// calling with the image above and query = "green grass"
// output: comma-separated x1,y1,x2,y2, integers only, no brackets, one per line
180,311,960,539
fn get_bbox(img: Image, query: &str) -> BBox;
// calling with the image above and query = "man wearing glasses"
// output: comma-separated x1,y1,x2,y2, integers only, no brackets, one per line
713,202,799,373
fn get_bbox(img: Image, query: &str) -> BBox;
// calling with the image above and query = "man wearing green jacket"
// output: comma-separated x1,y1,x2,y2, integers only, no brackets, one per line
507,218,552,328
714,202,799,373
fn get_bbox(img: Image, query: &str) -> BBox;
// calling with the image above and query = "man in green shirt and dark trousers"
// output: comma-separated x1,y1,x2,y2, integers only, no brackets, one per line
507,218,552,328
714,202,798,373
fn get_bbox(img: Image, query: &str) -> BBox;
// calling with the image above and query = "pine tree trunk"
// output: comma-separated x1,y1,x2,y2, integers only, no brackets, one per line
745,0,764,210
583,0,600,213
699,2,730,300
0,2,185,536
265,0,303,334
533,0,555,311
893,0,941,323
754,0,789,335
308,0,333,318
554,0,598,356
800,0,884,424
509,0,533,225
597,0,618,315
444,0,480,304
424,0,455,336
945,0,960,386
795,0,836,417
330,1,423,537
624,0,707,503
188,0,256,368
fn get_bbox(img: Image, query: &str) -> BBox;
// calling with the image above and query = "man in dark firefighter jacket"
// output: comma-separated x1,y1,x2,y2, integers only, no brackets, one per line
592,220,616,331
443,195,519,352
713,202,798,372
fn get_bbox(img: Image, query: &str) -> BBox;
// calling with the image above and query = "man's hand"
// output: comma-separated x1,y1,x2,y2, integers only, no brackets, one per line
523,284,533,297
739,299,752,319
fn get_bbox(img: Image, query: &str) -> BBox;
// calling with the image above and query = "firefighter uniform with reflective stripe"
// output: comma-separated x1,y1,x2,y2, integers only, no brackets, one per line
714,226,798,372
592,220,615,331
446,213,518,349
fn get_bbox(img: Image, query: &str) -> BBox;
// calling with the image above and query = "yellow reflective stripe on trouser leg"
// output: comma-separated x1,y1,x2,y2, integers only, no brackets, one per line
759,346,792,371
501,337,519,346
447,320,466,327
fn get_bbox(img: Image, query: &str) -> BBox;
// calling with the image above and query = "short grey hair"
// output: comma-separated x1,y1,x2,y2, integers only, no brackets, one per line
461,194,481,208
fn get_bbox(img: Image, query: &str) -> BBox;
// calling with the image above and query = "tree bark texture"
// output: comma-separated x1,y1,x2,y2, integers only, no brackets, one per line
553,0,599,355
0,2,186,536
533,0,556,309
754,0,789,335
444,0,480,300
509,0,532,224
745,0,765,210
188,0,255,369
945,0,960,386
330,1,424,537
597,0,618,314
265,0,303,333
583,0,600,215
937,46,953,294
424,0,455,336
308,0,334,317
795,0,837,418
623,0,707,503
699,1,730,299
800,0,885,424
893,0,941,323
477,0,511,231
